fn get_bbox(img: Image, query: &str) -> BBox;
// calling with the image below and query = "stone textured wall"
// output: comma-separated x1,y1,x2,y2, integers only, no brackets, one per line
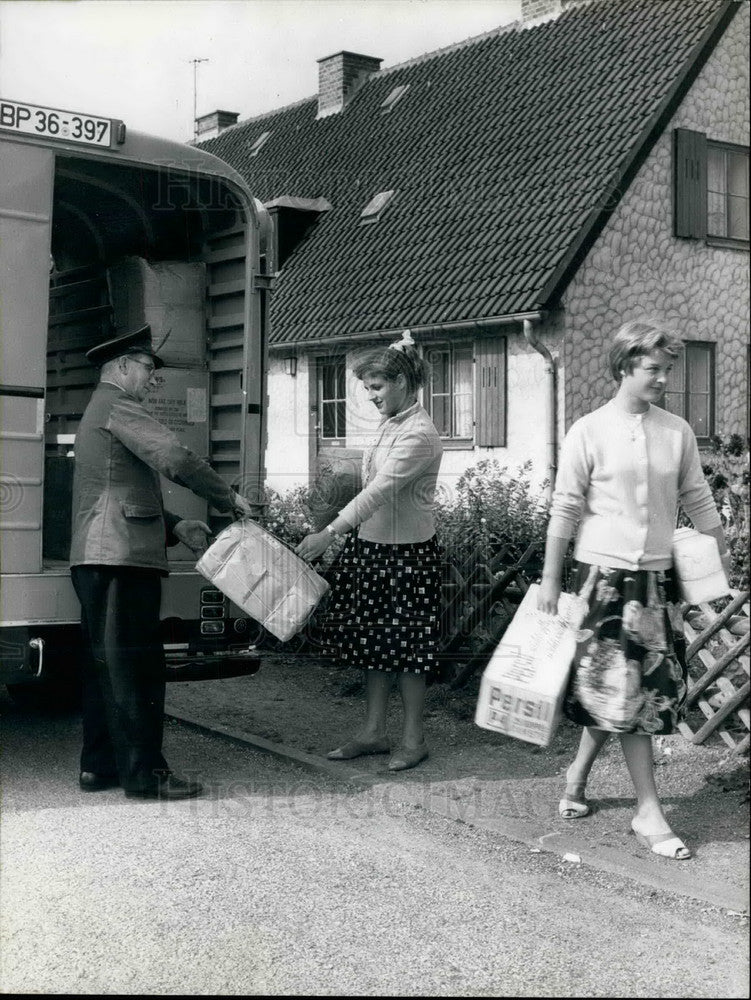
557,2,749,436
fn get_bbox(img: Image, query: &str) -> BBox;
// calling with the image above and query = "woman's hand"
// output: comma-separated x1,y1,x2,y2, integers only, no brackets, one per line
295,531,330,562
537,577,561,616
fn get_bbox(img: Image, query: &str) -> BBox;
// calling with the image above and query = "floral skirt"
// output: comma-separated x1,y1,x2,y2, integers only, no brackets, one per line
564,562,688,735
317,535,442,674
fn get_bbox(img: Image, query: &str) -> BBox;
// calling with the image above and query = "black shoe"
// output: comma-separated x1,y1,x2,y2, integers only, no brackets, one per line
79,771,120,792
124,773,203,801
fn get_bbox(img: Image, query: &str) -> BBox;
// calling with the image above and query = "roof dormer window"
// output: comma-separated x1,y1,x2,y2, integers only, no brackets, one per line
248,131,271,157
380,84,410,113
360,190,395,224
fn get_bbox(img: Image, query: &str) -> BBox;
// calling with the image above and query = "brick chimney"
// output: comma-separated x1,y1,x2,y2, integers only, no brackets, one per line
195,110,240,141
316,51,382,119
521,0,606,25
520,0,563,24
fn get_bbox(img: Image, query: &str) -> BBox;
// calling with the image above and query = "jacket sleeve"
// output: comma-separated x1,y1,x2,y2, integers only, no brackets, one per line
338,427,439,529
678,425,722,530
107,395,235,513
546,420,590,541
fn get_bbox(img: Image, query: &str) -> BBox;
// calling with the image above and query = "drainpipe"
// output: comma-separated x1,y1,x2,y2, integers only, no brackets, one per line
523,317,557,502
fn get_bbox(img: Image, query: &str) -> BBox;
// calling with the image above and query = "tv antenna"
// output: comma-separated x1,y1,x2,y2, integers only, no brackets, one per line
191,58,209,138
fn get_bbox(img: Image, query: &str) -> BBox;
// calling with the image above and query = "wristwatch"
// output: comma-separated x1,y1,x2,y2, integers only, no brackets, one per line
325,524,343,540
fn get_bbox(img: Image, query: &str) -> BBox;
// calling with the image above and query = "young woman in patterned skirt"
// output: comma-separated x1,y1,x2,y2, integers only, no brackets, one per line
538,319,731,860
296,332,443,771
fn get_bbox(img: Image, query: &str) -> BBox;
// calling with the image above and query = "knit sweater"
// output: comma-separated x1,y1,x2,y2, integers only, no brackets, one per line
338,402,443,544
547,400,721,571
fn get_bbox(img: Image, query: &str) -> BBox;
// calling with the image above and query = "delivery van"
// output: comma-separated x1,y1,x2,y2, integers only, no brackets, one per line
0,98,271,702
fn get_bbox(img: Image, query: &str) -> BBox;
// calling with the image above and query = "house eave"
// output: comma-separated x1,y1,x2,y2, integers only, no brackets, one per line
267,310,548,351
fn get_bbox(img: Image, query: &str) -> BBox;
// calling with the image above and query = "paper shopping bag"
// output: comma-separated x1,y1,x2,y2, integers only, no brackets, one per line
475,583,587,746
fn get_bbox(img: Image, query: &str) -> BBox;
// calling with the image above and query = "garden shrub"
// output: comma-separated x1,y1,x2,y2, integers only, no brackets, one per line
257,463,348,568
434,460,550,573
257,439,749,593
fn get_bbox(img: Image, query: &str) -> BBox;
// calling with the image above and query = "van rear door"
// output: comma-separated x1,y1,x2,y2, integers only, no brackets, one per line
0,140,53,574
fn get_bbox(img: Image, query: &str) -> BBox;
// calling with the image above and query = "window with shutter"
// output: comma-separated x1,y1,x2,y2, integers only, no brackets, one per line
674,130,749,247
423,339,506,445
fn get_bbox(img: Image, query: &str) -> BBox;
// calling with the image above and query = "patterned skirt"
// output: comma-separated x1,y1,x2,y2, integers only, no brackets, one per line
318,535,443,674
564,562,688,735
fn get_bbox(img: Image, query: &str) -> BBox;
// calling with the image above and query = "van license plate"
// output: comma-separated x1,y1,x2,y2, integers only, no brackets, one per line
0,99,113,147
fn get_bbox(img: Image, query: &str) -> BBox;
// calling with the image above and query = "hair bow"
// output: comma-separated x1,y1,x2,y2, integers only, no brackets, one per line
388,329,415,353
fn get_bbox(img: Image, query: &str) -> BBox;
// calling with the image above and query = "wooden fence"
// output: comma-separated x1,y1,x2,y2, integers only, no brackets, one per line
678,591,750,754
286,541,750,754
436,548,750,754
437,543,540,688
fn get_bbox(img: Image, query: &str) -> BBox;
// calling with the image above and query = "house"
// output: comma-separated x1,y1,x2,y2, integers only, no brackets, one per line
196,0,749,505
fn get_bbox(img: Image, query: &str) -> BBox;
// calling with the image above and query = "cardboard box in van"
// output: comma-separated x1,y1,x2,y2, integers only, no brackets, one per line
107,257,206,366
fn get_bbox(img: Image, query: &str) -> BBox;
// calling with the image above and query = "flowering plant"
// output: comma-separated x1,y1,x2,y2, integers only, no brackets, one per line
699,434,749,590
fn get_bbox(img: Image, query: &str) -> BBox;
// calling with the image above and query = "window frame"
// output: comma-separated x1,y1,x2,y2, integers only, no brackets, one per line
706,140,750,248
315,354,347,445
423,341,475,445
673,128,749,249
662,341,716,445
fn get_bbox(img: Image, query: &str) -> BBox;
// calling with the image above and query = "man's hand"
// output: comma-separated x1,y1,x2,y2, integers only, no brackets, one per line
174,519,213,556
231,490,253,519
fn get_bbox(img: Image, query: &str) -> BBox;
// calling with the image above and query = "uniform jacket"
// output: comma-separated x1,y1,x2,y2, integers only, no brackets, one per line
338,401,443,544
70,382,234,573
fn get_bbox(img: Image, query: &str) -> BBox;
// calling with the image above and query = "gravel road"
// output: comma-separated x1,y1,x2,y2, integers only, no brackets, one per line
1,703,748,996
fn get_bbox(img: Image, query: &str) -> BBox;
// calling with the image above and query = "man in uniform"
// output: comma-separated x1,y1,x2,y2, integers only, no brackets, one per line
70,325,251,800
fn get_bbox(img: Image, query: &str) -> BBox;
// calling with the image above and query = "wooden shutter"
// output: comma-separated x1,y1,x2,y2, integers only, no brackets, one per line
475,339,506,447
674,128,707,239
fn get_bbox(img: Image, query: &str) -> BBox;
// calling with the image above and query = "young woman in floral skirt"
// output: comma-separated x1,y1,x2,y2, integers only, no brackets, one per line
538,319,731,860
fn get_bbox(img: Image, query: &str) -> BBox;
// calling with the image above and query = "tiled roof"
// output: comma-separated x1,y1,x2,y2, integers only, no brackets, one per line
199,0,738,346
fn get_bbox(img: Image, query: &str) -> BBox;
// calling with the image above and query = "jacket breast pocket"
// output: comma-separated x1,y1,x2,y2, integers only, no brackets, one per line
120,501,162,520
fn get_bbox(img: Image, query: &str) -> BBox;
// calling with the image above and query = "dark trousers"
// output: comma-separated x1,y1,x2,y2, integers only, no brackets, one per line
71,565,168,792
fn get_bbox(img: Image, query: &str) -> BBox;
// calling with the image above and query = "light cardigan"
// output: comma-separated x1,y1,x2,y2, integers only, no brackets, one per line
547,400,720,571
338,401,443,544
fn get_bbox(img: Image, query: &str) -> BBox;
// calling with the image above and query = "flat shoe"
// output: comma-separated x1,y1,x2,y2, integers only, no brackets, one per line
631,821,691,860
388,743,429,772
327,736,391,760
79,771,120,792
124,773,203,800
558,796,591,819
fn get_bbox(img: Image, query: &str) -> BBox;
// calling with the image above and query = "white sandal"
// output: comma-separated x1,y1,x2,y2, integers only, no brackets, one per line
631,821,692,860
559,796,591,819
